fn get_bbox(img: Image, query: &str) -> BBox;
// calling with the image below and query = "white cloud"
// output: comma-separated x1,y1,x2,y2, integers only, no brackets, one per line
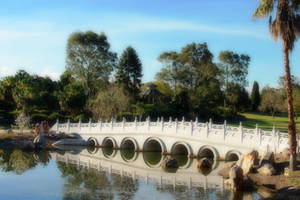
0,66,16,77
39,68,61,81
102,14,268,40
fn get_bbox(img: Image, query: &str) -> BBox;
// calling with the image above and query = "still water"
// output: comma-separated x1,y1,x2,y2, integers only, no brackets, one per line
0,148,263,200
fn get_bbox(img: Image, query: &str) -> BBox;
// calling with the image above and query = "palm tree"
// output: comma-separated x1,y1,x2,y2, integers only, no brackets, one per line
253,0,300,170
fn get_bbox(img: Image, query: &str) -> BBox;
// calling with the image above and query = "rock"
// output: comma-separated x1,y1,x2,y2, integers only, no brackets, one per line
20,141,35,150
259,152,275,166
33,135,46,149
281,148,290,160
161,156,179,169
218,161,236,179
52,138,88,147
257,163,276,176
236,150,259,175
197,158,212,169
257,186,276,199
197,158,212,175
224,165,244,191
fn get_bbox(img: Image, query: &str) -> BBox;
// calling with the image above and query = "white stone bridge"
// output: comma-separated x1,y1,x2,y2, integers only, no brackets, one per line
50,118,299,160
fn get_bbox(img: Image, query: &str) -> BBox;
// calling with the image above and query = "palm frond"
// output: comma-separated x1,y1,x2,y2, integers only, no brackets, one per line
253,0,276,18
295,14,300,36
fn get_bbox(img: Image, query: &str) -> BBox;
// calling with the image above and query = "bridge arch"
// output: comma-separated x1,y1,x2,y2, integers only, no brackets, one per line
225,150,241,161
87,137,98,147
120,137,139,150
171,141,193,156
198,145,219,160
102,137,117,148
143,137,166,154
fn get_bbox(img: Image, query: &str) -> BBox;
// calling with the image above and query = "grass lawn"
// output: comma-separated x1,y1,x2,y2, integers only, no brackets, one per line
234,112,300,133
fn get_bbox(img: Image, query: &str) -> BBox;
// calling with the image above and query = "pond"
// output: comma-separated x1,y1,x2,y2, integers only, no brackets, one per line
0,148,264,200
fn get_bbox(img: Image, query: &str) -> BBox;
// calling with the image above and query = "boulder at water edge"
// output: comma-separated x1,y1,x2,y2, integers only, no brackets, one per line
161,156,179,170
33,135,46,149
257,163,276,176
224,165,244,191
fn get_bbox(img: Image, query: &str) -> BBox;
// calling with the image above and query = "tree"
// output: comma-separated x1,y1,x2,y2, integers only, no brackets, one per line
218,51,250,107
115,46,142,99
253,0,300,170
89,85,130,120
259,87,285,117
15,112,31,132
156,43,222,116
156,51,182,96
251,81,260,111
66,31,117,98
55,71,86,118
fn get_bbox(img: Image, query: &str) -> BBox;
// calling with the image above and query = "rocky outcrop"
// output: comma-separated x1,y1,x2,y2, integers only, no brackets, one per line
33,135,46,149
52,138,88,147
217,161,236,179
236,150,259,175
197,158,212,175
259,152,275,166
161,156,179,170
224,165,244,191
258,163,276,176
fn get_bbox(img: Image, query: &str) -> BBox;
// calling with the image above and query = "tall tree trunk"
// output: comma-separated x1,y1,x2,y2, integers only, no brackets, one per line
283,44,297,171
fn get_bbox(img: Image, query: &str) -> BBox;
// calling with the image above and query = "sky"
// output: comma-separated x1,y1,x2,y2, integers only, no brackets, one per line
0,0,299,88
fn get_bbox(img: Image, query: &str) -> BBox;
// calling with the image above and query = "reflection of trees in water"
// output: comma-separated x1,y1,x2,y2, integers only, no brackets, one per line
0,150,50,174
57,162,113,200
156,184,232,200
111,173,139,200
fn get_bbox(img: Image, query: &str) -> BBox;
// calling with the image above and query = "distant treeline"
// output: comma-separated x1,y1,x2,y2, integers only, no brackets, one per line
0,31,299,128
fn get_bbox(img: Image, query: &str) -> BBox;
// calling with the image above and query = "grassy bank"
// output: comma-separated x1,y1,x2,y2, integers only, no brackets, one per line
234,112,300,132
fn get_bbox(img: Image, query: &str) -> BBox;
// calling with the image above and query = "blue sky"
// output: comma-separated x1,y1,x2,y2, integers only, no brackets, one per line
0,0,299,88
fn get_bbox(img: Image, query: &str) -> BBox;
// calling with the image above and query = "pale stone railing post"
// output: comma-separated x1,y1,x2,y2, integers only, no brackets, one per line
67,119,70,133
259,128,262,145
240,122,243,143
89,118,92,131
209,118,212,130
56,119,59,132
272,126,276,151
161,117,164,132
190,120,193,136
175,118,178,133
122,117,126,130
147,116,150,131
79,118,82,131
111,118,114,130
169,116,172,123
206,122,209,138
223,120,227,141
98,119,102,131
134,116,138,130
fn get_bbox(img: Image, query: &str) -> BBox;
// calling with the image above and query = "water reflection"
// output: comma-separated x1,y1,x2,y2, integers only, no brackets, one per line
143,152,163,167
57,162,114,199
0,149,50,174
0,147,263,200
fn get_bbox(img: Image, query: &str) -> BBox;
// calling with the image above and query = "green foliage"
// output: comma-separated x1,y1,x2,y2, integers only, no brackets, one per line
251,81,260,111
116,46,142,99
259,86,286,117
156,42,223,116
66,31,117,98
89,85,131,120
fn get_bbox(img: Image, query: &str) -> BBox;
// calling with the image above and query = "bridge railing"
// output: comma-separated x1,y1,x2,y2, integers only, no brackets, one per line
49,117,299,154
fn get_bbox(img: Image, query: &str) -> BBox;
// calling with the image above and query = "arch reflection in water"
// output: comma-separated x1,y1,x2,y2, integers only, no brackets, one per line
51,148,226,192
121,148,138,162
143,152,163,168
102,147,116,158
